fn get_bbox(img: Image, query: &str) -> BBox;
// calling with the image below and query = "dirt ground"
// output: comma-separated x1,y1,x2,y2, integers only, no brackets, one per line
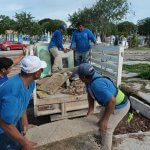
114,111,150,134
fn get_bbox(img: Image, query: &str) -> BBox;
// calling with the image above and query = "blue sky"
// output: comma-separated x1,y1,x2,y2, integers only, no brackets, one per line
0,0,149,25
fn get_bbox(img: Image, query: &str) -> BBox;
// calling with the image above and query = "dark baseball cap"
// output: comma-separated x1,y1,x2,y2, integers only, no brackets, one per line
75,22,84,28
78,63,95,77
59,24,66,31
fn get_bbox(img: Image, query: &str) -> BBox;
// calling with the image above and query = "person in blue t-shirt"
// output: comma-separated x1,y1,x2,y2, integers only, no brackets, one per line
0,56,47,150
77,63,130,150
70,22,96,66
48,25,68,73
0,50,26,86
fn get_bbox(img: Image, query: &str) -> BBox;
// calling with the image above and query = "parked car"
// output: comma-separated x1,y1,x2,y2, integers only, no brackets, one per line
0,41,26,51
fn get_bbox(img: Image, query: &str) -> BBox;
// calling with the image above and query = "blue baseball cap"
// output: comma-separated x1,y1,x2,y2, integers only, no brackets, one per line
78,63,95,77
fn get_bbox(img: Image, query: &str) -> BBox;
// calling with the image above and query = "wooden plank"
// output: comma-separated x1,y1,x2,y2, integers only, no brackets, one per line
61,103,66,116
93,65,117,77
91,53,118,62
92,65,117,83
38,73,69,95
116,47,124,86
50,106,102,121
37,76,52,85
91,44,121,52
66,100,88,111
35,94,88,105
34,107,61,117
91,58,118,71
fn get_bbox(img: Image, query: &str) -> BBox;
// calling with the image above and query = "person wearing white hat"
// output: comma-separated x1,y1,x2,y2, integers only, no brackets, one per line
0,56,47,150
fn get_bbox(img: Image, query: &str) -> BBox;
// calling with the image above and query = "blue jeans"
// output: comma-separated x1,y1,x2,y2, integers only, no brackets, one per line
0,133,22,150
75,51,90,66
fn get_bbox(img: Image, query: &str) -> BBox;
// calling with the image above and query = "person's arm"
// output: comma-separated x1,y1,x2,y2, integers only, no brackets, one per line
56,31,64,50
99,96,116,131
21,112,35,135
70,32,76,49
13,49,26,66
88,30,96,44
13,55,24,66
0,118,34,150
87,93,95,116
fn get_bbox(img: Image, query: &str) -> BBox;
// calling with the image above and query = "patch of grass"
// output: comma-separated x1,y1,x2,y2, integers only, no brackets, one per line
123,64,150,80
127,47,150,51
139,71,150,80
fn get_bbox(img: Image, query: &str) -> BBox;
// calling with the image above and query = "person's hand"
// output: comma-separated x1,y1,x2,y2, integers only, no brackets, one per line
22,124,37,136
86,109,94,116
22,47,27,56
22,140,37,150
64,48,68,53
94,42,98,45
99,119,108,132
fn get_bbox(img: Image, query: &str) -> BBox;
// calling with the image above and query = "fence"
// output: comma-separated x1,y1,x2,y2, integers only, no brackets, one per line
90,44,124,87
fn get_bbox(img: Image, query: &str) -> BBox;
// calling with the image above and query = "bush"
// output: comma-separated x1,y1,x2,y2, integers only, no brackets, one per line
130,34,138,48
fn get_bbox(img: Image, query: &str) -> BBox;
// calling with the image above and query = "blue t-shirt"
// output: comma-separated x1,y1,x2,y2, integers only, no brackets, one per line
0,75,8,86
48,30,64,50
70,28,96,52
0,74,35,134
87,73,128,109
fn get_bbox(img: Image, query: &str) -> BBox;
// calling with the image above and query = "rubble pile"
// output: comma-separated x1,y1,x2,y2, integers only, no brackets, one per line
36,71,86,98
60,79,86,95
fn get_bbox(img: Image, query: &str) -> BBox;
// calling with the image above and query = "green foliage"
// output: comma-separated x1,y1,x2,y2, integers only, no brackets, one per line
68,0,129,40
39,18,67,33
123,64,150,80
138,18,150,36
138,18,150,47
0,15,16,34
117,21,137,36
15,11,34,34
30,22,42,36
130,34,138,48
0,12,67,36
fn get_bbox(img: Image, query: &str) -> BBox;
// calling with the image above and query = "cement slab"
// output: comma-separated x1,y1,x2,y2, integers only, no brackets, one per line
122,72,139,78
114,132,150,150
26,115,99,146
26,114,150,150
138,92,150,104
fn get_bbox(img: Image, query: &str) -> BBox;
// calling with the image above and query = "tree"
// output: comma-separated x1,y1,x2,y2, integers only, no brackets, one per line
15,11,34,34
29,22,42,36
138,18,150,36
68,0,129,41
117,21,137,36
39,18,67,33
0,15,16,34
138,18,150,47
